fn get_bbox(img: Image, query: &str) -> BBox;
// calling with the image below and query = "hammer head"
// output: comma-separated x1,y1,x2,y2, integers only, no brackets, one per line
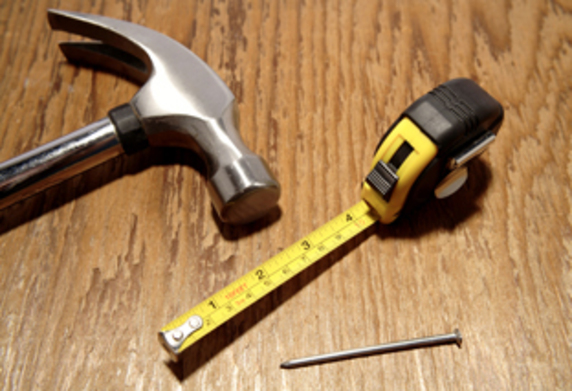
47,9,280,224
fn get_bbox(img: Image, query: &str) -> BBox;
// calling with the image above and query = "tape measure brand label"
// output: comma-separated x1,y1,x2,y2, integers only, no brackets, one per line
160,200,378,356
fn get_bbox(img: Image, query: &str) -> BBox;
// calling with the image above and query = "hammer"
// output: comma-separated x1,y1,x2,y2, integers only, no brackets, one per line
0,10,280,224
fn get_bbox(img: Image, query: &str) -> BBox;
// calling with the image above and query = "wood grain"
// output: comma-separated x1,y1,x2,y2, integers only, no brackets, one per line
0,0,571,389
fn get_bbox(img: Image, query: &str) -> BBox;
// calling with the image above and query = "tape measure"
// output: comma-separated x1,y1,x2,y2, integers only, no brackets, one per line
159,78,504,360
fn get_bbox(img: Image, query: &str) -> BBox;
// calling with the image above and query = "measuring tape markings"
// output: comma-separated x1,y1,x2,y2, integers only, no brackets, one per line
161,200,378,354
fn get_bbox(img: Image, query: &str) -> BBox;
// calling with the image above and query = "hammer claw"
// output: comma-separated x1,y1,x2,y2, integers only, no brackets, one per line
58,42,149,84
47,9,151,74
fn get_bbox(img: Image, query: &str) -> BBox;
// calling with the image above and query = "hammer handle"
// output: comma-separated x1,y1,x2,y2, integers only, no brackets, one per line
0,118,123,209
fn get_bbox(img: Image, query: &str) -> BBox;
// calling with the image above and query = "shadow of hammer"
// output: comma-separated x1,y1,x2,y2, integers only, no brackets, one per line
0,9,280,224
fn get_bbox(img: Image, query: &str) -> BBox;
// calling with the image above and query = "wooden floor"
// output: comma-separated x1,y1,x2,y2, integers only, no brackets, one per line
1,0,571,389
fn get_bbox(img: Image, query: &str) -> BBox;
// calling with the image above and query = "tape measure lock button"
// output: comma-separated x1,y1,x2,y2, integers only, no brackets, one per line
365,160,399,201
361,118,438,224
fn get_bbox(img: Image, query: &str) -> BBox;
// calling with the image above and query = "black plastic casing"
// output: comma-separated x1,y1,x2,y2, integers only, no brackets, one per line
374,78,504,220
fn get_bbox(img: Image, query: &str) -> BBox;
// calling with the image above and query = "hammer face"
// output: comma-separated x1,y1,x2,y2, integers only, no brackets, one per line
209,155,281,224
46,9,280,224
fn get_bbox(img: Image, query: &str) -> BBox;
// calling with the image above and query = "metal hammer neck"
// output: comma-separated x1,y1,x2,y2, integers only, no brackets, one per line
0,118,123,209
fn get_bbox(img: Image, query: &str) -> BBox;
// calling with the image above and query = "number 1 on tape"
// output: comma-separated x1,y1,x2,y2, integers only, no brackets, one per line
159,200,378,359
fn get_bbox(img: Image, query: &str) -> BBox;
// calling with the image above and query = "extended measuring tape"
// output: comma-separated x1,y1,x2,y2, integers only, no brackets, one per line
159,78,504,360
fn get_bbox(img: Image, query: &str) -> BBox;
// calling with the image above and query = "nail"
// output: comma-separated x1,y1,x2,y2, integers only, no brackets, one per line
281,329,462,369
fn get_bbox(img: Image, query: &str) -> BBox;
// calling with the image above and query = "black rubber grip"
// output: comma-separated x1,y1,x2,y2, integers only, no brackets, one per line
108,104,149,155
403,78,504,156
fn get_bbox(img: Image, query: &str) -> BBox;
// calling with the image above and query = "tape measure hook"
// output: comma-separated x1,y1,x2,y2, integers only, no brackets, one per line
160,315,203,355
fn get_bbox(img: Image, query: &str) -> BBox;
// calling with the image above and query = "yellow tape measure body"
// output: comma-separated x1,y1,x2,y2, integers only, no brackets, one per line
159,79,503,359
160,201,378,357
160,119,437,359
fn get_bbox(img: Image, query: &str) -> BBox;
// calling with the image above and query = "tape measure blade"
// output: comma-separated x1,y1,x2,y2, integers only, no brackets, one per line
160,200,378,356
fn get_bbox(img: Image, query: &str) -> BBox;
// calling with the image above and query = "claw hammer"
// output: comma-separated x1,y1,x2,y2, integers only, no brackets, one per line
0,10,280,224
